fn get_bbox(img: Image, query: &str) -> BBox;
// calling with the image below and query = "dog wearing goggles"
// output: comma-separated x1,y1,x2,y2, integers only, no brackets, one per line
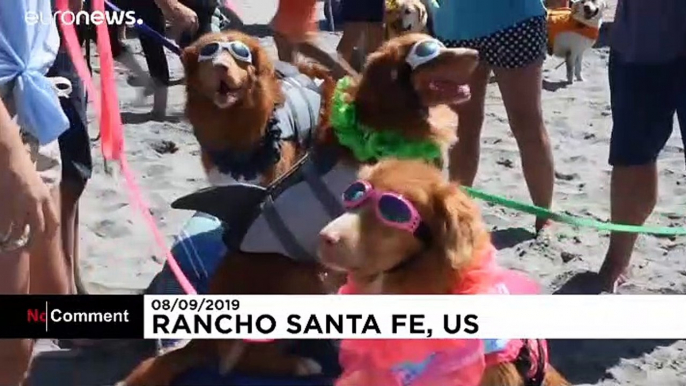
120,34,478,386
320,159,571,386
181,31,336,187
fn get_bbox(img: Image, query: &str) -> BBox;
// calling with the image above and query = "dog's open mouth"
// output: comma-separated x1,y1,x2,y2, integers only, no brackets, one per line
583,6,600,19
214,80,242,108
428,80,472,105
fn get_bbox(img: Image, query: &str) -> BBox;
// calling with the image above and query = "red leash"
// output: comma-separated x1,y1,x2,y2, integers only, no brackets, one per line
56,0,197,295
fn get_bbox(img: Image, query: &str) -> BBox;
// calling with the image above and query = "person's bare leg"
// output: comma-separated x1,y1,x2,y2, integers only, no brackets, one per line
597,164,656,291
448,62,492,185
297,39,358,79
337,23,365,65
0,248,31,385
493,60,554,231
29,188,70,295
0,188,68,384
362,22,384,56
274,32,296,63
60,180,85,294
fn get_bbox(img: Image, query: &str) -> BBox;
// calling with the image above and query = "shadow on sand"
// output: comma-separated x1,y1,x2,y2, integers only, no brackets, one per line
121,111,183,125
490,227,536,250
548,339,677,385
239,24,273,38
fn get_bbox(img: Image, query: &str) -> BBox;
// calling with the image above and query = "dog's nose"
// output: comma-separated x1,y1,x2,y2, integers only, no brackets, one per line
319,231,340,245
584,4,593,13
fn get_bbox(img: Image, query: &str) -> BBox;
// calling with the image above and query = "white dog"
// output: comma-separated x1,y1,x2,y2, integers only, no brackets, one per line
547,0,607,83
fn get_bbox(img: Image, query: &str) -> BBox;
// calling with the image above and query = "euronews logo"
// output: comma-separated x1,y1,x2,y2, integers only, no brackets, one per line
25,10,143,27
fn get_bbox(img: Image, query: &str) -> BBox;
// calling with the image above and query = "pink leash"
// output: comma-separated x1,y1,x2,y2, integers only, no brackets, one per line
56,0,197,295
223,0,238,12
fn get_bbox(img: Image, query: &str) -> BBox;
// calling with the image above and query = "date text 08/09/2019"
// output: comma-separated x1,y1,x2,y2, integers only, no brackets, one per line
151,313,480,338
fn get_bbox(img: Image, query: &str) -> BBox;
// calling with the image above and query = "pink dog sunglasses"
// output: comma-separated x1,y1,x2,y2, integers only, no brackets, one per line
342,180,432,245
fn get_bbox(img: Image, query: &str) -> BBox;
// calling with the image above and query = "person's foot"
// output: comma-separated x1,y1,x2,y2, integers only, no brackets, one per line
535,217,552,234
597,271,627,293
535,218,555,244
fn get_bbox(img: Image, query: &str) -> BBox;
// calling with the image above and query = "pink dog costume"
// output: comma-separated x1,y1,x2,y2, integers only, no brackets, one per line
336,247,548,386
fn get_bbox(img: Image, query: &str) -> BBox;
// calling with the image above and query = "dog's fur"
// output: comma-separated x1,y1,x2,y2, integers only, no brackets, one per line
319,159,571,386
182,31,336,186
547,0,607,83
119,33,478,386
384,0,430,39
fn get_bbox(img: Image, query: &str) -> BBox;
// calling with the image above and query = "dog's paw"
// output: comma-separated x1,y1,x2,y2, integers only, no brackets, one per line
295,357,323,376
575,75,584,82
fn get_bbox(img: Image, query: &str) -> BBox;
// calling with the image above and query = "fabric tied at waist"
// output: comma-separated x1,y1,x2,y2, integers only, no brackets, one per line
0,0,69,145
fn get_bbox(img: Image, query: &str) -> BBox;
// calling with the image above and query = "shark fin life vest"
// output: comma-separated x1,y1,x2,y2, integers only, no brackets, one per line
272,61,324,150
172,145,357,263
239,147,357,262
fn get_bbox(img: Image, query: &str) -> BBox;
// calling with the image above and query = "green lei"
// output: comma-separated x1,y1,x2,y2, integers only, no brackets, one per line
330,77,442,163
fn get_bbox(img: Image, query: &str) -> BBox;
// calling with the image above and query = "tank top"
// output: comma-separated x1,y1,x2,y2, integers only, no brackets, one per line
429,0,546,41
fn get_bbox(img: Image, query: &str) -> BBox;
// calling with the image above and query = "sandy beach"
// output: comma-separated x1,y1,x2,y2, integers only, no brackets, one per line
26,0,686,385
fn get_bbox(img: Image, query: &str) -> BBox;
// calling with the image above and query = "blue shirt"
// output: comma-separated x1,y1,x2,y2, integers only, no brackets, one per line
0,0,69,145
611,0,686,64
430,0,546,41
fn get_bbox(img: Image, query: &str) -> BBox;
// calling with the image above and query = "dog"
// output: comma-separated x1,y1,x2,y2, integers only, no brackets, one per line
384,0,431,39
547,0,607,83
119,33,478,386
182,31,336,187
318,159,571,386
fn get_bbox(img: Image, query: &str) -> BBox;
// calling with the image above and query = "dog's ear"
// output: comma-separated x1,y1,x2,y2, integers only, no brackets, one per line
434,184,484,269
418,4,428,30
181,45,199,75
356,47,406,105
251,44,275,77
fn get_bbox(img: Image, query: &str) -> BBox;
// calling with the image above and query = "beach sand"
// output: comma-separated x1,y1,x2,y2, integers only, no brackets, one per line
26,0,686,385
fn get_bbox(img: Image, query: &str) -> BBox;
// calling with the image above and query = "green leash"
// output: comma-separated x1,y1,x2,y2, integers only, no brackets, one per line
463,187,686,236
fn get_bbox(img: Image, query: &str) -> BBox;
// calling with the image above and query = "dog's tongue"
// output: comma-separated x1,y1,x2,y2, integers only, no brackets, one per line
215,81,240,108
215,91,239,109
429,81,471,104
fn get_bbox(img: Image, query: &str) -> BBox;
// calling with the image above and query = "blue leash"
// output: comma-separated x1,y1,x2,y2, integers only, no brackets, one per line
104,0,183,56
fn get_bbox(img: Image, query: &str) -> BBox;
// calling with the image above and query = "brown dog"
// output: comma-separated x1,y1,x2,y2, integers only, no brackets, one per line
318,159,571,386
119,33,478,386
183,30,335,186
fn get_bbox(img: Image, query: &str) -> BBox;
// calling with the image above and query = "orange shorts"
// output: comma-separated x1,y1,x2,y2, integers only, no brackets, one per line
271,0,318,42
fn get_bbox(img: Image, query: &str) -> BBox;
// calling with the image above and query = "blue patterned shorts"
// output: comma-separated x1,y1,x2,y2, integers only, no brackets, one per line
438,16,547,69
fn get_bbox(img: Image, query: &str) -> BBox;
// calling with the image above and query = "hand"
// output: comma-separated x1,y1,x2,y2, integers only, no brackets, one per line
0,144,59,250
160,0,199,36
